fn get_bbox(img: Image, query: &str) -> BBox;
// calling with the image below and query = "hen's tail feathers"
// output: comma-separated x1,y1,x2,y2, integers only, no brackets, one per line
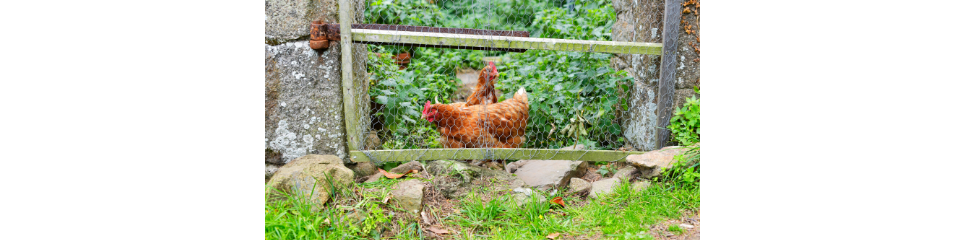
514,87,528,104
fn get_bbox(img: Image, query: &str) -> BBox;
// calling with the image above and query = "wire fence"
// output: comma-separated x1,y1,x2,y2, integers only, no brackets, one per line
346,0,670,165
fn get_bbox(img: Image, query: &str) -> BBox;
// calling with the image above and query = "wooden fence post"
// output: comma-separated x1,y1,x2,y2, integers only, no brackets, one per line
340,0,360,153
657,0,682,149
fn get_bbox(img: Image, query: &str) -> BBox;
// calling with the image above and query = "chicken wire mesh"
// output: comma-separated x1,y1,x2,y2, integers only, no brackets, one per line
346,0,669,165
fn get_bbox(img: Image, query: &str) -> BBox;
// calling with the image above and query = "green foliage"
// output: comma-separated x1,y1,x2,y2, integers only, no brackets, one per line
667,225,685,235
530,0,615,40
440,0,560,31
368,46,457,150
453,193,512,229
359,201,391,235
596,163,614,176
366,0,632,151
366,0,446,26
441,180,699,239
499,50,632,149
266,175,699,240
269,0,704,237
660,145,700,189
668,91,700,146
265,186,326,240
495,0,629,149
265,178,404,239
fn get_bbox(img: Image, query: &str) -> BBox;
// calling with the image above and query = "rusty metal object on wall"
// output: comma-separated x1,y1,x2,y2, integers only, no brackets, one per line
309,20,330,49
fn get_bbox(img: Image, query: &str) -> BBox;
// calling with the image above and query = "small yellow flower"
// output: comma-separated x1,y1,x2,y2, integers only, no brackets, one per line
539,215,544,219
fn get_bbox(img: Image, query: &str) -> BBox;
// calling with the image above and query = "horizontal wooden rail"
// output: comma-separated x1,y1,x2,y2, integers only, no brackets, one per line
349,29,662,55
349,148,646,163
322,23,530,39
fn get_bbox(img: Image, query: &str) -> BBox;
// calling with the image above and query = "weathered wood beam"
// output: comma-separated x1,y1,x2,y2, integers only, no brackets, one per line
339,0,360,152
349,149,646,163
311,23,531,52
323,23,531,40
349,29,662,55
656,0,682,148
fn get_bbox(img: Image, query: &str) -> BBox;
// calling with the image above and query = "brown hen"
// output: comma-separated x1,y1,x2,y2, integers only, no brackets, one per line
421,87,529,149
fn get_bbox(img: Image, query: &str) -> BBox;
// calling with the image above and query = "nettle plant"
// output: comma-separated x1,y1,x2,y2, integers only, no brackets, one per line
441,0,559,31
365,0,633,150
493,0,628,149
530,0,615,40
367,46,456,149
499,50,632,149
366,0,445,26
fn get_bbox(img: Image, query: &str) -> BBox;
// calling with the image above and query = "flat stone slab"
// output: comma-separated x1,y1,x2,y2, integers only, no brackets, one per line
513,160,587,190
589,178,621,199
626,146,688,178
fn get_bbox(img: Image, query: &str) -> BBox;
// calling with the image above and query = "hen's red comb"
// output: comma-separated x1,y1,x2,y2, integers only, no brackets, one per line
488,62,498,74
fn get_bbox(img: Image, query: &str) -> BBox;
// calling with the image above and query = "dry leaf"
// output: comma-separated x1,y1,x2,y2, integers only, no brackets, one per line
547,232,560,239
428,226,450,235
382,194,392,204
378,168,416,179
421,211,431,224
550,197,566,208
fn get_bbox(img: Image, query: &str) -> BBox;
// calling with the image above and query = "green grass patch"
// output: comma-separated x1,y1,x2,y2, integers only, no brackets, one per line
435,179,698,239
266,176,698,239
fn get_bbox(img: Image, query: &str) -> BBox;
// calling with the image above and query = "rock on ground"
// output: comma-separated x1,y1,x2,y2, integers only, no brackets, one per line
426,160,525,199
347,162,376,178
510,187,547,207
266,155,355,209
505,160,527,173
567,177,592,195
589,178,622,199
390,161,424,173
626,146,688,179
613,166,641,181
391,179,425,213
425,160,481,182
266,163,281,180
509,145,588,190
513,160,587,190
506,144,584,173
363,172,384,183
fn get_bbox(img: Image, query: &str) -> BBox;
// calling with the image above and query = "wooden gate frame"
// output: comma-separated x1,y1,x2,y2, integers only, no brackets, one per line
334,0,681,163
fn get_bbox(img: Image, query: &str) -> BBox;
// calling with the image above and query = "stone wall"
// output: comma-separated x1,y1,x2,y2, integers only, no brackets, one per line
265,0,369,179
611,0,699,151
